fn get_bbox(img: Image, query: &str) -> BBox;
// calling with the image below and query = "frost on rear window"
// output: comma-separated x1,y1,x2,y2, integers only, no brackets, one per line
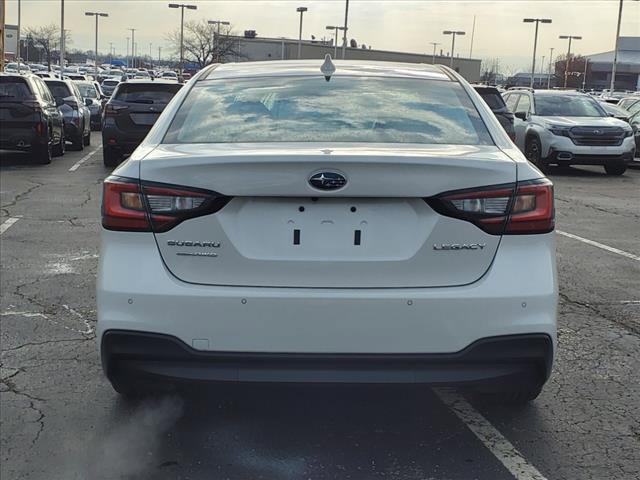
164,76,493,145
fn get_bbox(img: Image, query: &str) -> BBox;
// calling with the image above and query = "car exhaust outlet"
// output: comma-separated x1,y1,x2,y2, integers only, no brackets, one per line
556,152,573,161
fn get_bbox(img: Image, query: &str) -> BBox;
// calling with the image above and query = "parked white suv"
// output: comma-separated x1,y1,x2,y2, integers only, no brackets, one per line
503,89,635,175
97,60,557,403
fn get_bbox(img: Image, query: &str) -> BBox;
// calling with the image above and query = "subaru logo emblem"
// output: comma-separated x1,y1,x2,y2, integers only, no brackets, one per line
593,129,602,135
308,171,347,191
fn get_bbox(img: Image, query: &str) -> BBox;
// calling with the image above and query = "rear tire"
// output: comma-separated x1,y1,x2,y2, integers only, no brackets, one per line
70,133,84,151
32,143,52,165
52,132,65,157
604,163,626,176
103,147,122,168
525,137,547,173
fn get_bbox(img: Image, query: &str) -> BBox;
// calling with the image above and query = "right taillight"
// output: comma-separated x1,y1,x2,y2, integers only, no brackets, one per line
427,178,554,235
102,176,231,232
504,178,554,234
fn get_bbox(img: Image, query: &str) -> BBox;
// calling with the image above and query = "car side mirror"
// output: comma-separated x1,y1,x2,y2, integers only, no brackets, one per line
514,111,528,121
85,98,93,107
54,97,65,107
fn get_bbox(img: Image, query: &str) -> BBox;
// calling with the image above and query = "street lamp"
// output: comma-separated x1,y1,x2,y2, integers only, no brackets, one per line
208,20,230,63
559,35,582,88
127,28,136,69
85,11,109,77
169,3,198,79
429,42,441,65
523,18,552,89
610,0,639,92
443,30,465,68
326,25,345,58
341,0,349,59
548,47,554,88
296,7,308,59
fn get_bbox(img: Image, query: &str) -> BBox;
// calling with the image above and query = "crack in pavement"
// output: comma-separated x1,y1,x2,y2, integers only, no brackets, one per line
1,180,45,212
559,291,640,336
556,196,640,220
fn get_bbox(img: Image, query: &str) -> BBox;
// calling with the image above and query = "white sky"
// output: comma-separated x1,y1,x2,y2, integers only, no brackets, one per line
5,0,640,72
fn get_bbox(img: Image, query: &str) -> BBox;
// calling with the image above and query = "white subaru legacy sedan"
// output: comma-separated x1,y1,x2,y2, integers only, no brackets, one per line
98,59,557,403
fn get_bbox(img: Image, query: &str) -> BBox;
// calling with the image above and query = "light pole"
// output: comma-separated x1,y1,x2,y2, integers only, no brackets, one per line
109,42,113,66
158,46,162,64
341,0,349,59
429,42,441,65
296,7,308,59
540,55,545,78
547,47,554,88
610,0,639,92
523,18,552,89
127,28,136,68
126,37,130,68
149,43,153,69
208,20,230,63
559,35,582,88
169,3,197,78
443,30,465,68
85,11,108,77
582,57,589,90
326,25,345,58
17,0,21,73
60,0,65,70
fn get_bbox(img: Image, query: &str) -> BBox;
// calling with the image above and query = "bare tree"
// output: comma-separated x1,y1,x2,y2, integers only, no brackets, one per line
165,20,242,69
24,24,71,71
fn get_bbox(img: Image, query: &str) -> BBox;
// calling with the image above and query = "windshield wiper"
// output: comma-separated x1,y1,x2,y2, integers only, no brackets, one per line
127,98,155,104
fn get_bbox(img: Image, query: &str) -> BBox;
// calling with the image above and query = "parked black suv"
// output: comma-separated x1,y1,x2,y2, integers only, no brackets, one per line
0,73,65,164
102,80,182,167
44,78,92,151
472,85,516,141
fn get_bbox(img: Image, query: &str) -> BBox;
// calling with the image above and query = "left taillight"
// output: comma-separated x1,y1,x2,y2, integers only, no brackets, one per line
102,176,231,232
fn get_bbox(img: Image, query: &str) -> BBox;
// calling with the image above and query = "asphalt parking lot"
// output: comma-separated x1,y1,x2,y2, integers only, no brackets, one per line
1,142,639,480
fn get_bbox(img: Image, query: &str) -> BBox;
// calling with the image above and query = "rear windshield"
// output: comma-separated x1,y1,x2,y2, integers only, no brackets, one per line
45,82,72,99
0,77,32,99
114,83,182,104
478,91,506,110
164,76,493,145
103,80,120,86
535,95,606,117
76,82,97,98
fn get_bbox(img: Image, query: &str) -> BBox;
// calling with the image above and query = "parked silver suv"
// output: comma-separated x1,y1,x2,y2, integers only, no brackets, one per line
503,89,635,175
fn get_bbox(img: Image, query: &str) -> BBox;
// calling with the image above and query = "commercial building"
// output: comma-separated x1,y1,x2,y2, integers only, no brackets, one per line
584,37,640,90
224,35,482,82
3,24,18,61
506,72,555,88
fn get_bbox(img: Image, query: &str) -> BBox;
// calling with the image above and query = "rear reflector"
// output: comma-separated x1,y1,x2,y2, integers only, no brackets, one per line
427,178,554,235
102,176,231,232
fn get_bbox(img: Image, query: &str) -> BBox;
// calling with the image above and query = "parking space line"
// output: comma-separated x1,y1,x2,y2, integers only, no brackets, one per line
68,147,100,172
0,217,21,235
557,230,640,262
436,389,548,480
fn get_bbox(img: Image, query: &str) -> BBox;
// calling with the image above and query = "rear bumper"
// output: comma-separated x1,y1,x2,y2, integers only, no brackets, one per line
102,125,146,155
102,330,553,387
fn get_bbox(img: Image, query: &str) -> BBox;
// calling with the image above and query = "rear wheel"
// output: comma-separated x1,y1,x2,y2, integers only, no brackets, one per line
52,131,65,157
604,163,626,176
70,132,84,151
525,137,547,172
103,147,122,168
32,143,52,165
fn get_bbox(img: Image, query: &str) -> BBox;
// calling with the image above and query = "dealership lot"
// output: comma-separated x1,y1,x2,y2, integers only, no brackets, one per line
1,143,639,480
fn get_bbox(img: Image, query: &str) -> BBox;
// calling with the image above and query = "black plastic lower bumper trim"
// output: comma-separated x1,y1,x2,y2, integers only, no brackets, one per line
102,330,553,388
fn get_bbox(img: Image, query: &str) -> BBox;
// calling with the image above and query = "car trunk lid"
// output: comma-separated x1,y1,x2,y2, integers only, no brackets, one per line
141,143,516,288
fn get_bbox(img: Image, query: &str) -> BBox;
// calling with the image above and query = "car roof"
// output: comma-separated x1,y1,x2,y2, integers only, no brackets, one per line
202,60,452,82
119,79,179,84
